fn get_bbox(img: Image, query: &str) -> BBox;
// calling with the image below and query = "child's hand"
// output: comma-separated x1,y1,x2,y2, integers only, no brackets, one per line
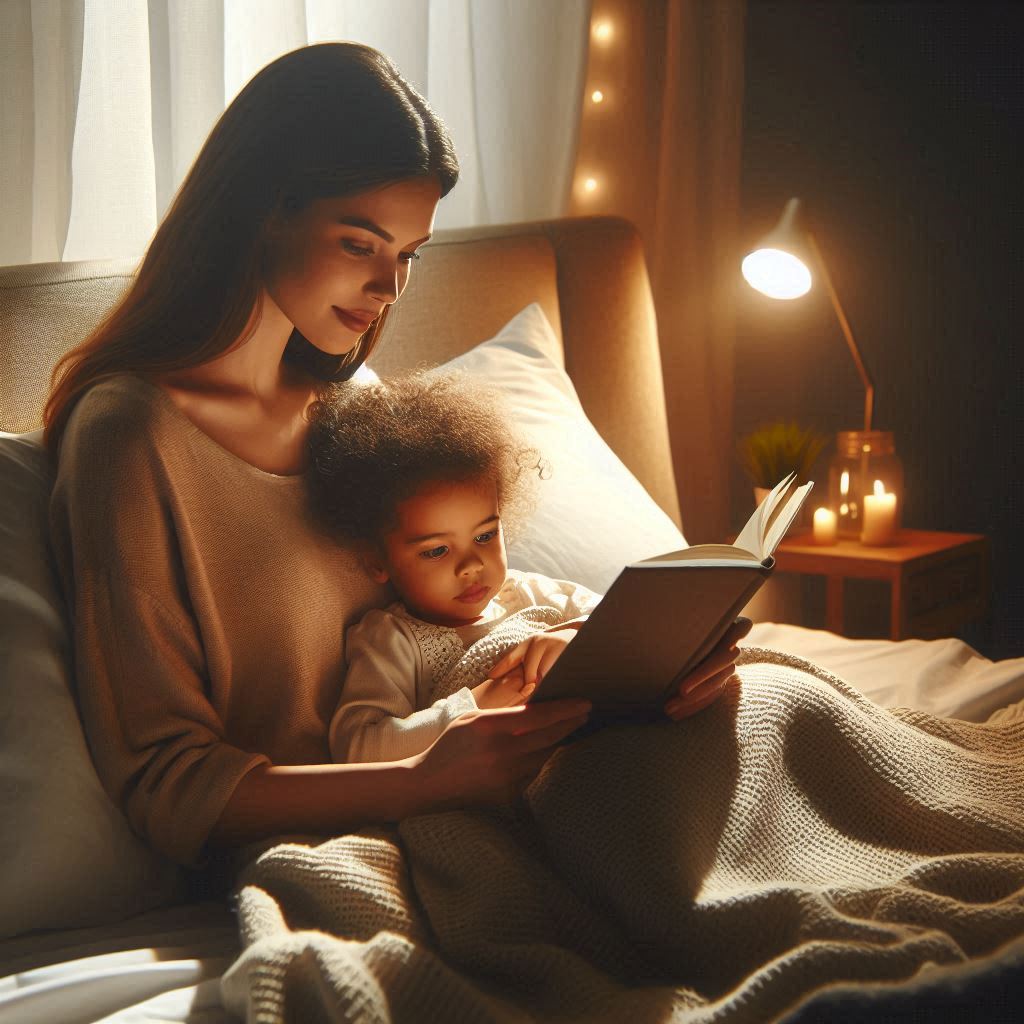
472,665,535,709
485,628,579,695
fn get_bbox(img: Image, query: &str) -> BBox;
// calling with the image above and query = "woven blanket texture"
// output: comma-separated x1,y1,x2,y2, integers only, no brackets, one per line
221,648,1024,1023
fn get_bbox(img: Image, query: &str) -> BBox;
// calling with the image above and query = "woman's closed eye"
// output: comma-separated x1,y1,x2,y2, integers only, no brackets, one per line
341,239,375,257
342,239,421,263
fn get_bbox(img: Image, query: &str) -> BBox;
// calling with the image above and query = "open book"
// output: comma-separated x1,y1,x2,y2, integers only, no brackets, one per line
529,472,813,713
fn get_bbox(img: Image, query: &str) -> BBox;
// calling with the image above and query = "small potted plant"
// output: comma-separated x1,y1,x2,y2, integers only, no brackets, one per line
737,420,828,505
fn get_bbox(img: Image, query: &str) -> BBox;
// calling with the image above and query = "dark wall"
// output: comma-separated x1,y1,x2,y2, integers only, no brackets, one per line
736,1,1023,658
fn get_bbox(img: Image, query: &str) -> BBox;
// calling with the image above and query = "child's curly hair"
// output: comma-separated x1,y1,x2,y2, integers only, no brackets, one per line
306,370,543,545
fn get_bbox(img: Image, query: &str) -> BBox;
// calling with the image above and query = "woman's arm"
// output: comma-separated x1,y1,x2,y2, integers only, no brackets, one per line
213,699,593,846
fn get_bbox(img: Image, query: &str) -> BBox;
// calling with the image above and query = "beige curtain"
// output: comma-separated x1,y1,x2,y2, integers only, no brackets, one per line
569,0,745,543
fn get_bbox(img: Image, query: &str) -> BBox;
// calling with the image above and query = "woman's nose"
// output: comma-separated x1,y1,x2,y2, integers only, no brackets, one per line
366,263,400,304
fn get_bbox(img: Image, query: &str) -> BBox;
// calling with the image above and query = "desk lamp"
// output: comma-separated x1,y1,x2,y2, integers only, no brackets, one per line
741,198,902,543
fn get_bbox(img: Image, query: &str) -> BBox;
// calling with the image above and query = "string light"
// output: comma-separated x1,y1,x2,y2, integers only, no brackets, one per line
581,18,614,208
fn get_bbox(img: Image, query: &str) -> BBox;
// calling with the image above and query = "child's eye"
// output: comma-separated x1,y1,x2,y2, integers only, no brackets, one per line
474,530,497,544
342,240,375,257
420,545,448,560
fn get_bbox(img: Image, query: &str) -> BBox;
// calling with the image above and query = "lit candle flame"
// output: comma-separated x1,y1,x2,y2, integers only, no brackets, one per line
840,470,849,496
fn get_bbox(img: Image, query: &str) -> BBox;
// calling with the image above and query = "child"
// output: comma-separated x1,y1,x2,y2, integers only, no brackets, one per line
306,371,601,764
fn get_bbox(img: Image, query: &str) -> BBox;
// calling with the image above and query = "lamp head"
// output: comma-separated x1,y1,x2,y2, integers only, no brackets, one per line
741,197,813,300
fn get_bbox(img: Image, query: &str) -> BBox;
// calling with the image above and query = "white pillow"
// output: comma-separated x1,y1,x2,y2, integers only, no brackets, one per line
0,430,185,940
439,304,687,593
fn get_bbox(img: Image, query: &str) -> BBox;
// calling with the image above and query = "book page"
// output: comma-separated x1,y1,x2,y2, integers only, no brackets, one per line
733,471,796,558
637,544,764,568
762,479,814,556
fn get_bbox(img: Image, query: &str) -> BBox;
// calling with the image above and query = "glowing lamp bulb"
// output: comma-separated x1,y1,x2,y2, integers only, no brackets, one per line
741,248,812,300
593,21,613,42
583,177,599,194
591,89,604,103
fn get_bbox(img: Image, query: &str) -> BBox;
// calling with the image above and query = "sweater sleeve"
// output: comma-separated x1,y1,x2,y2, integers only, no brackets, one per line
49,386,269,865
330,610,477,764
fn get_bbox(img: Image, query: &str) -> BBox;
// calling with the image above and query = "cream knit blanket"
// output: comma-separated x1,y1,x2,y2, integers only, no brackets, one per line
222,648,1024,1022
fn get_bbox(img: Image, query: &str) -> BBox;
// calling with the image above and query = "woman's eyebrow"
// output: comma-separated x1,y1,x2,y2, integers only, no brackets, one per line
337,216,431,247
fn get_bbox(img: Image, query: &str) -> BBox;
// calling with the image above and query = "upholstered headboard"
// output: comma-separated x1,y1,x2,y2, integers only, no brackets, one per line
0,215,680,527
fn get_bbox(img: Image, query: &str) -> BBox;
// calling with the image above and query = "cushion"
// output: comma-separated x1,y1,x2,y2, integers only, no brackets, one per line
439,304,687,593
0,430,184,940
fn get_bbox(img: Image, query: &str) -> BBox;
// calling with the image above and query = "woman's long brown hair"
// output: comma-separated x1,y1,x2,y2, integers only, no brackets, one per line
43,42,458,458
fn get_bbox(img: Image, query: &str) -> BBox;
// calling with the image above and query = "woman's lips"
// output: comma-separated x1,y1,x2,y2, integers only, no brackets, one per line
456,584,489,603
333,306,376,332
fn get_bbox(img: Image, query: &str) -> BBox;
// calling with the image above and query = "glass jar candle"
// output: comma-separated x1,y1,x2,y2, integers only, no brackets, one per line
827,431,904,542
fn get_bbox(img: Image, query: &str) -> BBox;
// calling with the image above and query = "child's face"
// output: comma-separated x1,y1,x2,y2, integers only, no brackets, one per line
367,478,509,627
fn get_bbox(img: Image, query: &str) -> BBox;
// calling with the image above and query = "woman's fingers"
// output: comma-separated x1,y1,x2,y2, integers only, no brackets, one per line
665,666,735,720
682,645,738,696
482,699,591,737
672,616,750,701
722,615,753,649
508,711,590,754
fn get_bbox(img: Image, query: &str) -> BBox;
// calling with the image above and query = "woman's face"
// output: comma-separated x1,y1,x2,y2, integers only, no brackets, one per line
263,176,441,355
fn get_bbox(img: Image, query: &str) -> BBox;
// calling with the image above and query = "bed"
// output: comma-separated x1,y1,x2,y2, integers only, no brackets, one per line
2,216,1022,1022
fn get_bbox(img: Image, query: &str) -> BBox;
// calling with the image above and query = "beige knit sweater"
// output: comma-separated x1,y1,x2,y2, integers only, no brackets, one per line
49,375,387,864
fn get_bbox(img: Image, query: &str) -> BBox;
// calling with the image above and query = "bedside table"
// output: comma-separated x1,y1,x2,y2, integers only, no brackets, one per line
772,529,990,640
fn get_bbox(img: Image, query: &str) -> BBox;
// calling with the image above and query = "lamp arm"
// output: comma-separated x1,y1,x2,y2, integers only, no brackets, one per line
806,231,874,433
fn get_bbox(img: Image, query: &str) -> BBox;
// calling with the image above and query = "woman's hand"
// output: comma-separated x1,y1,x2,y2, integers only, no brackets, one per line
664,616,752,721
412,699,592,809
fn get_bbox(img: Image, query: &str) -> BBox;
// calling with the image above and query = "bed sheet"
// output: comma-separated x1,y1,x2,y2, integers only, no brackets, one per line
0,902,239,1023
3,625,1021,1023
747,621,1024,722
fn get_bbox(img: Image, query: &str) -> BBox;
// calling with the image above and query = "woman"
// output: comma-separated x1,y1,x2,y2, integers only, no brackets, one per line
43,43,746,867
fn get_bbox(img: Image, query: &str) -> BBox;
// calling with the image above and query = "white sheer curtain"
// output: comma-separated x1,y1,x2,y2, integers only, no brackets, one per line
0,0,590,265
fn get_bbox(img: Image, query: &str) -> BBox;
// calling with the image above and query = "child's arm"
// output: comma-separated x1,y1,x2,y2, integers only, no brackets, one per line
331,610,478,764
482,573,603,688
483,628,579,691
